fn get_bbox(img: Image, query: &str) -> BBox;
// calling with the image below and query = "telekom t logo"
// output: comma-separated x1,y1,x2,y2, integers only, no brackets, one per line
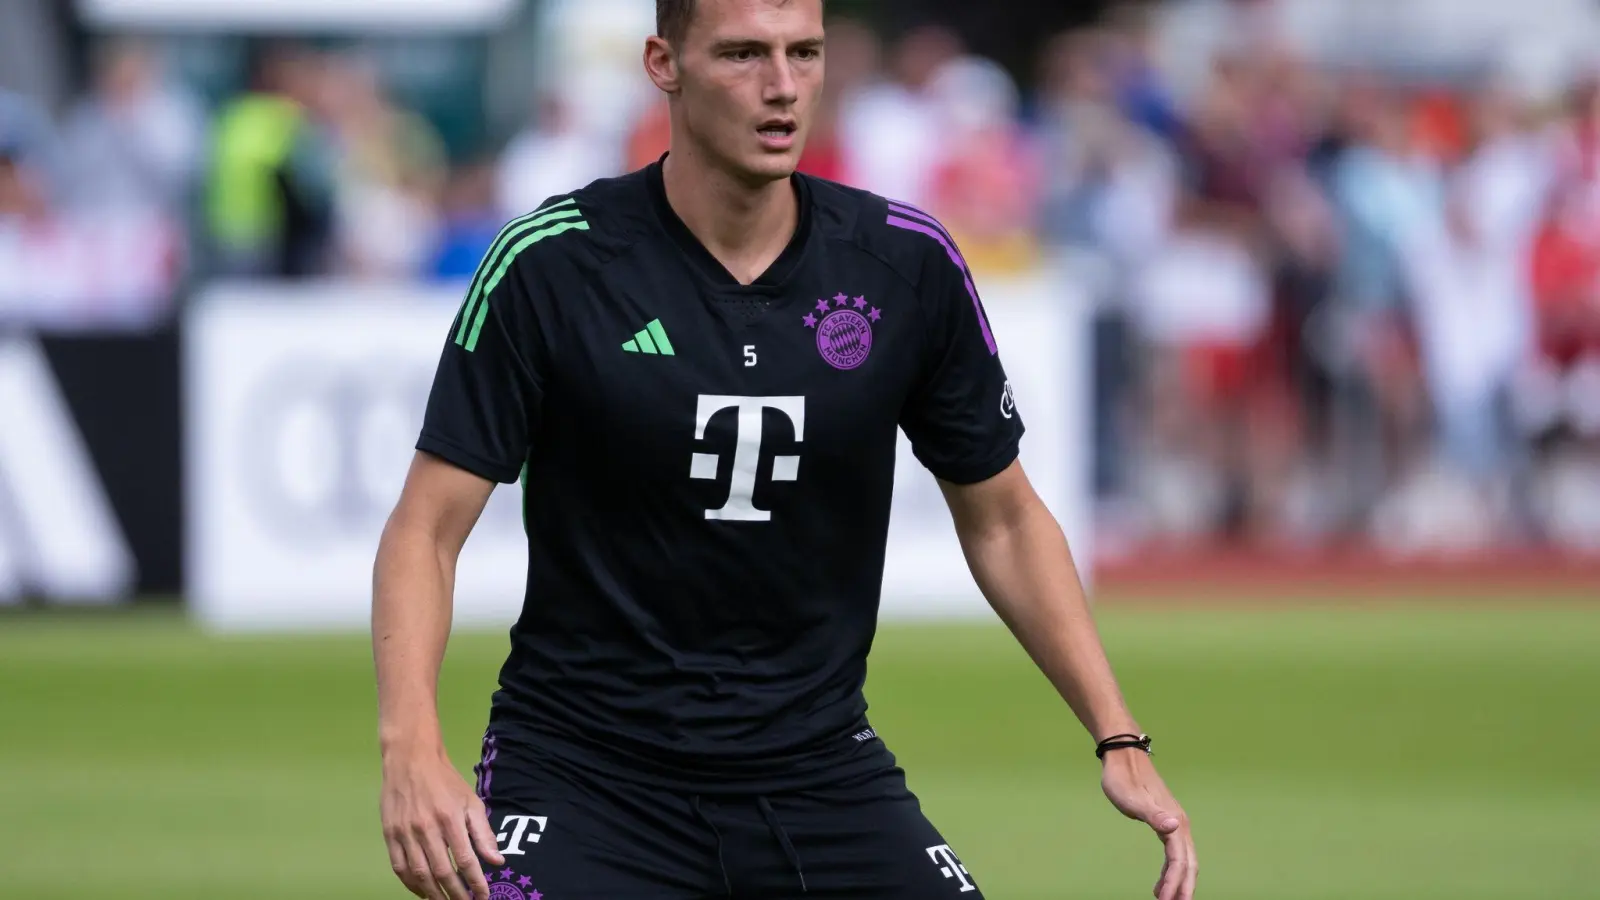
927,844,977,892
496,815,547,855
690,395,805,521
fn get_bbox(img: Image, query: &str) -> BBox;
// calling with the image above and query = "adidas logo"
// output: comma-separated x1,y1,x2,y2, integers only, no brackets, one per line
622,319,676,356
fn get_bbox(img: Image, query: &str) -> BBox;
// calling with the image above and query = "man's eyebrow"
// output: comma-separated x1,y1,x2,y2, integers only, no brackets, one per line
708,36,825,53
708,37,768,53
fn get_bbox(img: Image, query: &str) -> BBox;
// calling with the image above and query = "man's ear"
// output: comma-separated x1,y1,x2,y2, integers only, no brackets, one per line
644,36,681,94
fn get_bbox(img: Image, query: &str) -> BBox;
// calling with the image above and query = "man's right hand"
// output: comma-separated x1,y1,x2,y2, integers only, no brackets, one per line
381,748,506,900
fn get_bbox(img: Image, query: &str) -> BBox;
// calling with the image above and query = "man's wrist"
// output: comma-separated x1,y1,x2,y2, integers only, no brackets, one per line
1092,723,1143,744
1094,731,1152,761
379,726,447,763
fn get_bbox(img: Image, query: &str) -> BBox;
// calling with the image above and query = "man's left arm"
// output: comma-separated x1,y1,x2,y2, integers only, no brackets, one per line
939,461,1198,900
891,207,1195,896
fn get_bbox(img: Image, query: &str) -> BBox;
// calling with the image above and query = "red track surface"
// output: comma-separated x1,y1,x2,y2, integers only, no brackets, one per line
1094,543,1600,601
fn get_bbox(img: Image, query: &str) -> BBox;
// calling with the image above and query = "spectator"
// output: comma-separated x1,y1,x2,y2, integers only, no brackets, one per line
838,24,963,207
429,159,502,282
0,137,50,320
499,92,619,220
1036,29,1176,262
321,54,448,280
0,87,63,198
204,41,337,279
1534,68,1600,384
798,16,880,185
57,37,204,219
1523,69,1600,548
1101,2,1183,143
1035,28,1178,520
924,55,1040,274
1,105,179,329
1324,83,1439,515
1131,47,1307,542
1404,83,1547,498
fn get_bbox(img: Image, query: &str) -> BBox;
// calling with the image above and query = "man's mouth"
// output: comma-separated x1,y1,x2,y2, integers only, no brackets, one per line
758,120,797,139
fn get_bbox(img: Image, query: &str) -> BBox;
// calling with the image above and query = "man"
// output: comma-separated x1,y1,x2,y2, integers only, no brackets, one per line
372,2,1197,899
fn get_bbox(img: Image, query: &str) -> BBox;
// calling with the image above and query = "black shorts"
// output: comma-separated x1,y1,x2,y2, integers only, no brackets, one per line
473,731,985,899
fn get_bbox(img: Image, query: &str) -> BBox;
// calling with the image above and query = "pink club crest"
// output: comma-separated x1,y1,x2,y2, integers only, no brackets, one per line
487,868,541,900
803,293,881,370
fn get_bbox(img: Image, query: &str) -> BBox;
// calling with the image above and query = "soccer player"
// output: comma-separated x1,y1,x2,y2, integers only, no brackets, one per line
372,1,1197,898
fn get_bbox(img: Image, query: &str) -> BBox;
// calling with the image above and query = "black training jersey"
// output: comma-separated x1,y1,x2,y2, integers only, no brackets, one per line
417,158,1024,792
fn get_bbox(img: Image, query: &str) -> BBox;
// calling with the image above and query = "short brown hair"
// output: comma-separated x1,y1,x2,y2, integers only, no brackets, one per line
656,0,697,46
656,0,817,46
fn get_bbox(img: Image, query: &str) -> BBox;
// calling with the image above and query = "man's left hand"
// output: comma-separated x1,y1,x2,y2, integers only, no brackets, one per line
1100,749,1197,900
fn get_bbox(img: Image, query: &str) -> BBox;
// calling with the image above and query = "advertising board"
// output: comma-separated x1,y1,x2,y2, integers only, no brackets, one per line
186,274,1089,631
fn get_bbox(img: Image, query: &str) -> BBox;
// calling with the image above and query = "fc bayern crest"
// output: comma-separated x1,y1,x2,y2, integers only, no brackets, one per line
803,293,882,371
486,868,542,900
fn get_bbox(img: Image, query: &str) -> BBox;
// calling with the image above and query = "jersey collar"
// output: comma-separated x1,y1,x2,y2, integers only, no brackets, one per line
647,153,813,293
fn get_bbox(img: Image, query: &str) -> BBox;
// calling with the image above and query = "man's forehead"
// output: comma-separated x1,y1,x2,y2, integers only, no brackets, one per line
688,0,823,41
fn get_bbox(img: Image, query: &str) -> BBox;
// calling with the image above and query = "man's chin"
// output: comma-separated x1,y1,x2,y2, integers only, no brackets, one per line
736,150,802,185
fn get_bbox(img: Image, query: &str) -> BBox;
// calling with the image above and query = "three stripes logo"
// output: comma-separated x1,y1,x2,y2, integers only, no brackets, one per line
453,198,589,352
622,319,676,356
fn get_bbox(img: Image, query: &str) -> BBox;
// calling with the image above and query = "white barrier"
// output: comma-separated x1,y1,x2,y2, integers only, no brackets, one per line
185,272,1089,631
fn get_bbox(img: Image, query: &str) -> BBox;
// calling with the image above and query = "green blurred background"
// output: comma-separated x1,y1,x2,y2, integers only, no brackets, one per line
4,593,1595,899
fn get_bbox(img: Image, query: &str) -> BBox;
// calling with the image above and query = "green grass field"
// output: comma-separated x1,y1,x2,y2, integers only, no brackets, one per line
2,597,1596,899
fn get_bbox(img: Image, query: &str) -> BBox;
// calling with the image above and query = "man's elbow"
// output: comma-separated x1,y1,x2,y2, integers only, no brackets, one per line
941,459,1047,542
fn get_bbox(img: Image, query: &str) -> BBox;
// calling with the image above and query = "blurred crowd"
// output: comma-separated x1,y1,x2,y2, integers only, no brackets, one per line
1022,3,1600,555
4,0,1600,553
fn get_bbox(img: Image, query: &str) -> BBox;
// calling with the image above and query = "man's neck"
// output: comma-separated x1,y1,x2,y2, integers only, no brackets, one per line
662,146,798,285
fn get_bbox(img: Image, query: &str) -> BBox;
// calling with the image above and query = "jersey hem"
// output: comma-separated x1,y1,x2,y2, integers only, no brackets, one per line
485,703,901,794
416,433,522,484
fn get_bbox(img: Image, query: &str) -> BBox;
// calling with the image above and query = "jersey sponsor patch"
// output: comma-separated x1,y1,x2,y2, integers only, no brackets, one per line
927,844,978,892
495,814,549,855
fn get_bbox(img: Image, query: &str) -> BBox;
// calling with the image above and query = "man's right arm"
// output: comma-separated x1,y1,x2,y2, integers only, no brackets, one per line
380,205,557,899
373,450,494,763
372,451,505,900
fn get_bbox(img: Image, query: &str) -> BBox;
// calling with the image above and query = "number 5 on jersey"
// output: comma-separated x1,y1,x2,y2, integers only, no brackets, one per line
690,395,802,522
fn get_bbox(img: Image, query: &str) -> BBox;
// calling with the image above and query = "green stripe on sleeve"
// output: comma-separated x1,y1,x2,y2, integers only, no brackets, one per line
463,219,592,352
453,199,578,345
452,201,558,341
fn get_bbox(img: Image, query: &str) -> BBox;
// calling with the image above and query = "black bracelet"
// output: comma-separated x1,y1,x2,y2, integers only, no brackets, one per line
1095,733,1152,760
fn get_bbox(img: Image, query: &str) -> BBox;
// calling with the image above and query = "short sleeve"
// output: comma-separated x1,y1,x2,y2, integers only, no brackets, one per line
896,219,1024,484
416,256,546,484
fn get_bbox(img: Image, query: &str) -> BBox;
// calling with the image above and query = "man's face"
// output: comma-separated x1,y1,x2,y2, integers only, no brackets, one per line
671,0,825,185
